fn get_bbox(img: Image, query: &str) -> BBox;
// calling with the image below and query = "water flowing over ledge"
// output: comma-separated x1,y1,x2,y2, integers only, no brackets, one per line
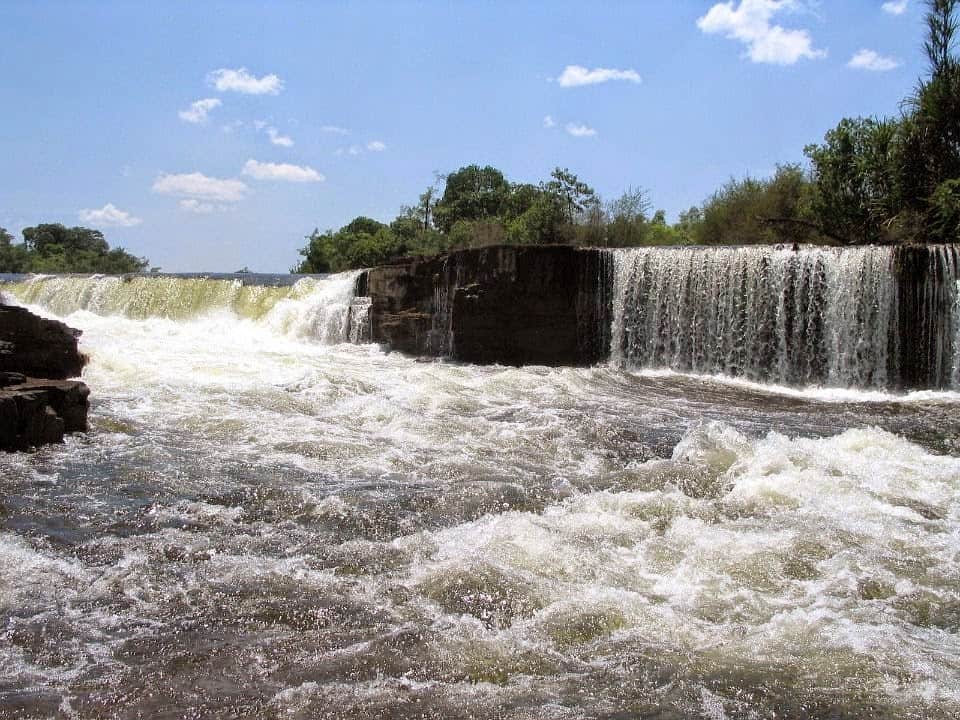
3,244,959,390
609,244,960,390
4,271,370,345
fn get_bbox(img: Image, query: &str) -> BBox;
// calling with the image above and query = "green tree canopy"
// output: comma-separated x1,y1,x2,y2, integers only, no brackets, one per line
0,224,148,274
433,165,511,233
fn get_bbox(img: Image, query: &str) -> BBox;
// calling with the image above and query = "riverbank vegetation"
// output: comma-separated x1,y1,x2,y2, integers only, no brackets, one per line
296,0,960,273
0,224,149,274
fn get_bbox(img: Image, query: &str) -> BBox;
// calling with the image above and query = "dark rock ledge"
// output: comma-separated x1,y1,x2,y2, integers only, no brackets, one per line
361,245,613,366
0,303,89,452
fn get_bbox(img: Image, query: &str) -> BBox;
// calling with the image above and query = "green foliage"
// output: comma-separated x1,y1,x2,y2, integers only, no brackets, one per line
0,224,148,274
433,165,511,233
293,217,406,273
929,178,960,239
694,165,822,245
543,167,597,226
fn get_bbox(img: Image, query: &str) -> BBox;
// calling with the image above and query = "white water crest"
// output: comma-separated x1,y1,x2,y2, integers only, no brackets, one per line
609,245,960,390
6,272,367,344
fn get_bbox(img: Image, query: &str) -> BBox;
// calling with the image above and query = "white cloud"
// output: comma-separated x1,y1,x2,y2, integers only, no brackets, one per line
366,140,386,152
543,115,557,128
882,0,908,15
179,199,217,214
557,65,642,87
242,159,324,183
78,203,142,227
267,127,294,147
178,98,222,124
335,144,364,156
152,172,248,202
848,49,901,71
566,122,597,138
697,0,826,65
320,125,349,135
208,67,283,95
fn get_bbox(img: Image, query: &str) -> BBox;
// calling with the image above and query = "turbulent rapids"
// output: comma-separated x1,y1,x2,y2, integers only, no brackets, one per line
1,252,960,719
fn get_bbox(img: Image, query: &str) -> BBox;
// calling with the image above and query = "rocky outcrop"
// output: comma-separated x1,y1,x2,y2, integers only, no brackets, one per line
0,301,89,451
0,374,90,450
0,304,87,379
363,246,612,365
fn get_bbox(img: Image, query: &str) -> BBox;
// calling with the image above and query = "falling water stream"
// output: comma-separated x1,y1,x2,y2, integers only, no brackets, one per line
1,262,959,719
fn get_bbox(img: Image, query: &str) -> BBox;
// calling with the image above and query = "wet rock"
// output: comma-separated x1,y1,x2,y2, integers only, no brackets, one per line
363,245,612,366
0,302,89,451
0,304,87,379
0,378,90,451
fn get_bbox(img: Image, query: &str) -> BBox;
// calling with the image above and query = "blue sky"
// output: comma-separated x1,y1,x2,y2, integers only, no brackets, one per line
0,1,930,272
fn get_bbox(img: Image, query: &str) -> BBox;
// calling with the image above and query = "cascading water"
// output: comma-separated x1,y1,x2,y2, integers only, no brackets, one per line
609,244,960,390
2,260,960,719
5,272,368,344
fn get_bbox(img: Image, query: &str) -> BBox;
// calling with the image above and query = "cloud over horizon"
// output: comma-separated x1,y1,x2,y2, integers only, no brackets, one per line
697,0,826,65
78,203,142,227
241,159,324,182
208,67,283,95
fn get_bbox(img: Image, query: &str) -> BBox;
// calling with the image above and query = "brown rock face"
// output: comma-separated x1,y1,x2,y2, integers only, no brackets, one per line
0,304,87,379
364,246,612,366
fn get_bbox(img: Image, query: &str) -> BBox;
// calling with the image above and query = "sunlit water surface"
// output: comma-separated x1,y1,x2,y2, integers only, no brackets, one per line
1,276,960,719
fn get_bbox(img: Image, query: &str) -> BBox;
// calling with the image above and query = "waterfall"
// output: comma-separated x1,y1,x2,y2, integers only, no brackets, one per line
610,245,960,390
3,272,368,345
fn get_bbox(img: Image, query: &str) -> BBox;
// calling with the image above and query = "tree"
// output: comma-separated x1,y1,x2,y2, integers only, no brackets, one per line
804,119,901,244
293,217,404,272
0,227,29,272
606,187,651,247
433,165,511,233
896,0,960,238
543,167,597,226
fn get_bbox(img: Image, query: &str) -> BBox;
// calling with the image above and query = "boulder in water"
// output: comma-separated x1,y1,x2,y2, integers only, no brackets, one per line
0,304,87,379
0,302,90,451
0,378,89,451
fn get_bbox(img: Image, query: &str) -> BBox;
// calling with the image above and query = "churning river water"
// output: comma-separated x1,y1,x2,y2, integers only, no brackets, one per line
1,273,960,719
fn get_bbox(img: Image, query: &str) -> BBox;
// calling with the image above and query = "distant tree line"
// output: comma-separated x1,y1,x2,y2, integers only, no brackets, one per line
0,224,149,274
295,0,959,273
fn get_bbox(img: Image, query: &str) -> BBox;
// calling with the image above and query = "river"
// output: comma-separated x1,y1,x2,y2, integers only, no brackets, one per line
1,271,959,719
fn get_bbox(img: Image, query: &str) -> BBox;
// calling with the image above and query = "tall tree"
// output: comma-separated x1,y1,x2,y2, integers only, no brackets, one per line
433,165,511,233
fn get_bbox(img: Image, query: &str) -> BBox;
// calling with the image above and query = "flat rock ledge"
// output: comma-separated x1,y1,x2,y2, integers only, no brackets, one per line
0,374,90,451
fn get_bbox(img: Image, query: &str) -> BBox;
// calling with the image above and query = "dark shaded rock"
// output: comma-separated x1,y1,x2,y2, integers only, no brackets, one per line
0,302,89,450
0,371,27,387
0,304,87,379
363,245,612,366
0,378,90,451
